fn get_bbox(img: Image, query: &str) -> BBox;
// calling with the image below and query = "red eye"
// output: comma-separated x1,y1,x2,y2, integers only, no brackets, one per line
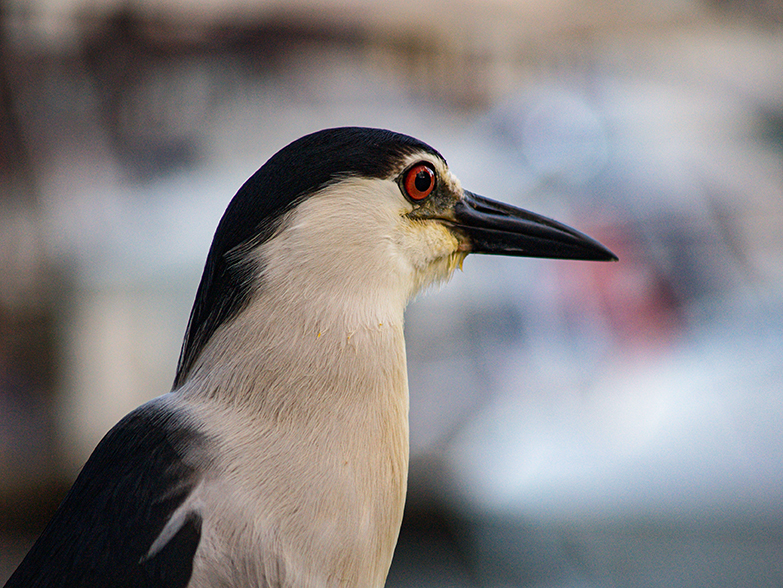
403,164,436,201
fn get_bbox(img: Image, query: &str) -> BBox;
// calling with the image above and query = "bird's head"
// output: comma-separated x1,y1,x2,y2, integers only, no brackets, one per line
174,127,616,388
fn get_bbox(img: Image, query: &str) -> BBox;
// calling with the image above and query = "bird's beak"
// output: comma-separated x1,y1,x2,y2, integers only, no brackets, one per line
453,191,618,261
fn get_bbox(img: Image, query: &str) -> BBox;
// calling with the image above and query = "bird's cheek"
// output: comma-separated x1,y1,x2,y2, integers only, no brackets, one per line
400,223,459,269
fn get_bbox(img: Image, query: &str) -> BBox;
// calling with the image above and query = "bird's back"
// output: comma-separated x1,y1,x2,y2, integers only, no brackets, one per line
4,399,205,588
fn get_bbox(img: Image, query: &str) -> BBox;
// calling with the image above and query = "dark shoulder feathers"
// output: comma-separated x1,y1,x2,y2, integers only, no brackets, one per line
4,402,204,588
173,127,442,388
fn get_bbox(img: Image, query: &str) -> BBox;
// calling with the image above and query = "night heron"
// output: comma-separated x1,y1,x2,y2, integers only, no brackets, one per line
5,127,616,588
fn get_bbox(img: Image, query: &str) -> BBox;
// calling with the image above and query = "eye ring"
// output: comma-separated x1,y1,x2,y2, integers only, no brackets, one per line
402,163,436,202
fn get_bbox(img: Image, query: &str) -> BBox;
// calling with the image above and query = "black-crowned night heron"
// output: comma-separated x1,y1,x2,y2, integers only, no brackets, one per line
5,127,616,588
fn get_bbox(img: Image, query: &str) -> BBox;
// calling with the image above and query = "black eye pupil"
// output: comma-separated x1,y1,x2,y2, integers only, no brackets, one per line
414,171,431,192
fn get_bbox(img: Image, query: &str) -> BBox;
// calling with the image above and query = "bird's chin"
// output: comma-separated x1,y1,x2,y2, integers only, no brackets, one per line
411,250,467,297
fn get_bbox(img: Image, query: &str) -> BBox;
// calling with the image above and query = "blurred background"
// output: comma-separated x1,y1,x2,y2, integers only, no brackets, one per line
1,0,783,585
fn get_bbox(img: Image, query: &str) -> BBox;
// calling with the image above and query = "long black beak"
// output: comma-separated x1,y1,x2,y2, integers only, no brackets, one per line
453,192,618,261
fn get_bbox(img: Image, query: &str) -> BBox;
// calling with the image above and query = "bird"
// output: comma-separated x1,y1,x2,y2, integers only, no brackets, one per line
4,127,616,588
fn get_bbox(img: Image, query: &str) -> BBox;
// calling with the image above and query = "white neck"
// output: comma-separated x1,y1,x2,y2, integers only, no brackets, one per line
175,187,415,586
182,279,408,417
169,173,473,586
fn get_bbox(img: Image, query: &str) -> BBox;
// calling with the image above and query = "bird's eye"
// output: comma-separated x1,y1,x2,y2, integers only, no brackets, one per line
403,163,436,201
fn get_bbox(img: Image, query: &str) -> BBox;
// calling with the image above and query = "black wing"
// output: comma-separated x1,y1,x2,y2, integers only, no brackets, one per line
4,400,205,588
